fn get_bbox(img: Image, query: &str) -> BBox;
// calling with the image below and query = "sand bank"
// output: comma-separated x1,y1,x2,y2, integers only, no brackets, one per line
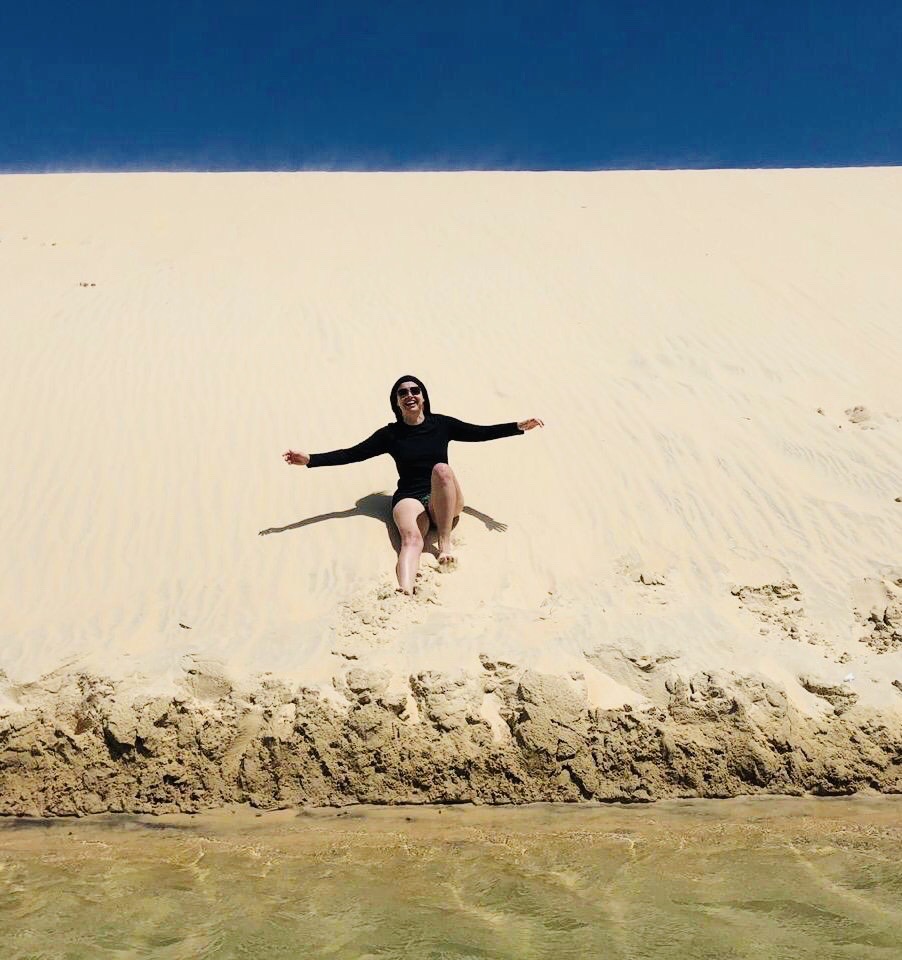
1,170,901,814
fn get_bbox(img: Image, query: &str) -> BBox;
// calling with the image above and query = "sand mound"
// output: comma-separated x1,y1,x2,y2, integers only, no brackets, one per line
1,169,901,813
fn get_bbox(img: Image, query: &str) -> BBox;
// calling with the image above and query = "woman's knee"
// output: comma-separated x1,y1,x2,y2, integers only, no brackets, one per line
399,528,424,550
432,463,455,484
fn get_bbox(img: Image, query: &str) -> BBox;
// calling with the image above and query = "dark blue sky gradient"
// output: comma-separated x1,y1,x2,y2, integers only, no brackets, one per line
2,1,901,170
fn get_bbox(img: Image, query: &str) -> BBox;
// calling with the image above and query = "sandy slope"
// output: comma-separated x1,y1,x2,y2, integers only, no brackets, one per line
1,170,901,812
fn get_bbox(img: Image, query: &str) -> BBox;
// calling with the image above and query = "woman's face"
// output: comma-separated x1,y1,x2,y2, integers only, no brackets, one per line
395,380,424,420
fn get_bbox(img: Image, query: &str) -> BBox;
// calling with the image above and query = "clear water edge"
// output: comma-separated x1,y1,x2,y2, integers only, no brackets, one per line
1,796,900,960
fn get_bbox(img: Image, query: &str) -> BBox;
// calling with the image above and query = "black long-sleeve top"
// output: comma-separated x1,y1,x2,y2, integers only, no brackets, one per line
308,413,522,506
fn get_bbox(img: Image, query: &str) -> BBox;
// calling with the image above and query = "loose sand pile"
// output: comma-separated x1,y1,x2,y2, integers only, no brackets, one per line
1,170,901,814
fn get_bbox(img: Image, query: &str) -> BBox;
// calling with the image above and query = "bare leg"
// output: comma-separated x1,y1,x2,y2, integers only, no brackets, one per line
429,463,464,564
392,499,430,594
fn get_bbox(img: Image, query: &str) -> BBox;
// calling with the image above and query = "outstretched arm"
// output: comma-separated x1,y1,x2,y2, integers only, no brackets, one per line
283,427,389,468
446,416,544,442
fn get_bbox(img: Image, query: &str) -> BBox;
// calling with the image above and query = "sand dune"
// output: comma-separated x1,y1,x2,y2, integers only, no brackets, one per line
1,170,901,813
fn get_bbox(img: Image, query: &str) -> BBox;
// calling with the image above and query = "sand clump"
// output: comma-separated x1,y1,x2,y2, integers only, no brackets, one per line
731,582,825,648
797,675,859,716
854,576,902,654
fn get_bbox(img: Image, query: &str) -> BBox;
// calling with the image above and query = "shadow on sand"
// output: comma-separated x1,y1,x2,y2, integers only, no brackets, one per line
259,493,507,559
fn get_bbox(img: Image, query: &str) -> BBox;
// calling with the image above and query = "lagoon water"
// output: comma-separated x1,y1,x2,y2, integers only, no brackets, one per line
1,798,900,960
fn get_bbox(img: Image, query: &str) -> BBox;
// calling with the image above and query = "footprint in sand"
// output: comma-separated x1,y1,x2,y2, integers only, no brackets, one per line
615,554,671,607
845,405,870,424
841,405,899,430
537,589,579,623
332,566,442,656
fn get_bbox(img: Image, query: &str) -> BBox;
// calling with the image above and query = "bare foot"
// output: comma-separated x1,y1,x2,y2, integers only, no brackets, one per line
437,546,457,566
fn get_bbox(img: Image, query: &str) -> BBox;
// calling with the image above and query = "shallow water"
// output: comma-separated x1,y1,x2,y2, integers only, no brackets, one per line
1,798,900,960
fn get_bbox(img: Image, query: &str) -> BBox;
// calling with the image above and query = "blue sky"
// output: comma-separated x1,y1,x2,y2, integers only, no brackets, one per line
2,1,900,170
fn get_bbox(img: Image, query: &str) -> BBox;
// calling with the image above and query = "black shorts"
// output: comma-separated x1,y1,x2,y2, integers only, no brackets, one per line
391,488,433,521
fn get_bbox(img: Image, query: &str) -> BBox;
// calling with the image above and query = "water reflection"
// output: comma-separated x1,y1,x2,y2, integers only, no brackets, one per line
2,798,900,959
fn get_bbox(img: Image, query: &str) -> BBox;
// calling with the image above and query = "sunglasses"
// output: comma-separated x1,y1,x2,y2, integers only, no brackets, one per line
396,386,421,398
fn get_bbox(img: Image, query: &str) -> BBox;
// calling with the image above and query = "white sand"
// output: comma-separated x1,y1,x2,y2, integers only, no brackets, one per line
2,169,902,717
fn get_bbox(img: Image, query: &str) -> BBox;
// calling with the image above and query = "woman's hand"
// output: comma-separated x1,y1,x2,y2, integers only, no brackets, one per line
283,449,310,466
517,418,544,432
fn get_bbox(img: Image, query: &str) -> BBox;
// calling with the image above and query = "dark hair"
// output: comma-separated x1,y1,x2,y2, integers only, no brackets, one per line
389,374,431,422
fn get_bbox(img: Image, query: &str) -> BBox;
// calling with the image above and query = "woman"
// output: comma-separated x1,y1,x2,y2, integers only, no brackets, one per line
283,375,543,594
